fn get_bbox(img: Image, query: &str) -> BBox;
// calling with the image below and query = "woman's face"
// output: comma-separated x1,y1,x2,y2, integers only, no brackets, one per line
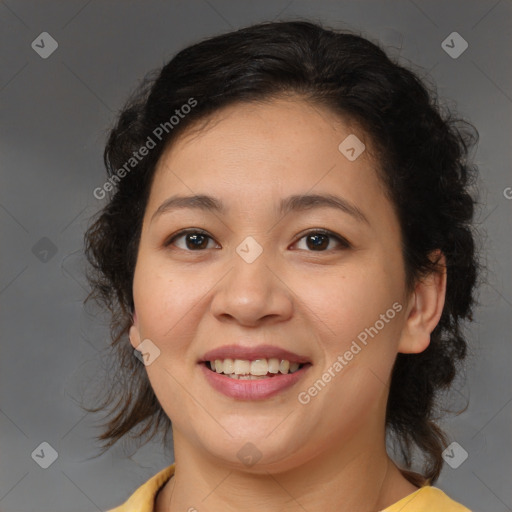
129,97,418,471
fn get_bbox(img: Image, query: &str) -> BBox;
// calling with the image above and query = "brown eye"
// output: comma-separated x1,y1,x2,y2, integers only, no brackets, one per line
165,228,350,252
294,230,350,252
166,229,218,251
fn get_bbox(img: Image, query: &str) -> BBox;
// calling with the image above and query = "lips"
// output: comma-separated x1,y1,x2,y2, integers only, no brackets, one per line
200,362,311,400
198,344,312,400
200,344,311,364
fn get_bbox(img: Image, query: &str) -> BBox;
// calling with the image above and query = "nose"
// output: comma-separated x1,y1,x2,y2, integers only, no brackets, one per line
209,248,293,327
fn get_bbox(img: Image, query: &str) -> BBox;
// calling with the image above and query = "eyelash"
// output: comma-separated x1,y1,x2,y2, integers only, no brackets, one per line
164,228,351,252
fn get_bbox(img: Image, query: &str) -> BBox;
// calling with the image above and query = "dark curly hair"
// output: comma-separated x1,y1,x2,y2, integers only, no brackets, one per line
83,19,482,485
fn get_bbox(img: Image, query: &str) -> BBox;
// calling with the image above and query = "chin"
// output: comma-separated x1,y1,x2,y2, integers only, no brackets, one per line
199,435,310,473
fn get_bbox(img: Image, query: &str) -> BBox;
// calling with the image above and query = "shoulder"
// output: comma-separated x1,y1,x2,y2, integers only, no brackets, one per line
382,486,472,511
106,464,175,512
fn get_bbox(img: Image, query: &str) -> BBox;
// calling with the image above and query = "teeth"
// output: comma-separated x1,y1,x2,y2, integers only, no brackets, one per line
223,358,234,374
208,358,303,376
250,359,268,376
289,362,300,373
279,360,290,374
234,359,251,375
268,358,280,373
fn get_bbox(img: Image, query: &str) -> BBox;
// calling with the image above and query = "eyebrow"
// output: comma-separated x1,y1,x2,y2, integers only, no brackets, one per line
150,193,370,225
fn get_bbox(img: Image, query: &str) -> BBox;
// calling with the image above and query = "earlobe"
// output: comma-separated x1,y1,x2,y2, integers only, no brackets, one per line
398,250,447,354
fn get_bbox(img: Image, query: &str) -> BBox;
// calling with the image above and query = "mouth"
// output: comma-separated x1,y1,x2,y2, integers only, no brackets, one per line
202,358,310,380
199,358,312,400
198,344,312,399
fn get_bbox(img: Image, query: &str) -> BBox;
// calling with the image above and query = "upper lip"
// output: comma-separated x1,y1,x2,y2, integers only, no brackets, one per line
200,344,311,364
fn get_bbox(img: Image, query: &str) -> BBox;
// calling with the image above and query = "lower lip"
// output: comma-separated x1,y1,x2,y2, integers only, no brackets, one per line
200,363,311,400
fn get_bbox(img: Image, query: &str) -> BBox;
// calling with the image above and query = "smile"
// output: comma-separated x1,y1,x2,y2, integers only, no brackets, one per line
207,358,303,378
200,360,312,399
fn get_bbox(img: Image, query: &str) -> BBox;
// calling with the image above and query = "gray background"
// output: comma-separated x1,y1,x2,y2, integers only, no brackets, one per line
1,1,511,511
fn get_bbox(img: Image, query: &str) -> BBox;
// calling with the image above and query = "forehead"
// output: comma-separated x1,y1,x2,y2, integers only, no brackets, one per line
152,98,375,186
172,97,364,153
145,97,394,227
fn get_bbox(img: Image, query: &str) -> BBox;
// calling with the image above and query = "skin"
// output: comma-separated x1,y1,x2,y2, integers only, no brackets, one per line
128,97,447,512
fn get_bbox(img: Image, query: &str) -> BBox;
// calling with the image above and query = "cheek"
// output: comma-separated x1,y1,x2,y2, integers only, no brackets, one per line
294,260,403,348
132,263,201,419
132,256,212,369
133,255,186,333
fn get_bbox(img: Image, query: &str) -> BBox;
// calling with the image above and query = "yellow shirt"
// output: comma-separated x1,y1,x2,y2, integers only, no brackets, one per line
106,463,472,512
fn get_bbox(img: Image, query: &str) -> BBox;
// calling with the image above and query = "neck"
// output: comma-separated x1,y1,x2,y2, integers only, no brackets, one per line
155,425,418,512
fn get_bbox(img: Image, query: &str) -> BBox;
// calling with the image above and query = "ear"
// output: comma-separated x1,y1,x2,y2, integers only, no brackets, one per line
397,250,447,354
129,310,142,350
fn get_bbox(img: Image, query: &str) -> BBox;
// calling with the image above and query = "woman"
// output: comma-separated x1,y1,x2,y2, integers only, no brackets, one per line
84,20,480,512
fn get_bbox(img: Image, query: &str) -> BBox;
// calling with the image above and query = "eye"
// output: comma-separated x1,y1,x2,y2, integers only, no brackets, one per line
165,228,351,252
293,229,351,252
165,229,219,251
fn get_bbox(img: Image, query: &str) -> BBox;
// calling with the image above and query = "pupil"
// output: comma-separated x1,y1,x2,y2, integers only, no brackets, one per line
186,233,207,250
308,234,328,250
